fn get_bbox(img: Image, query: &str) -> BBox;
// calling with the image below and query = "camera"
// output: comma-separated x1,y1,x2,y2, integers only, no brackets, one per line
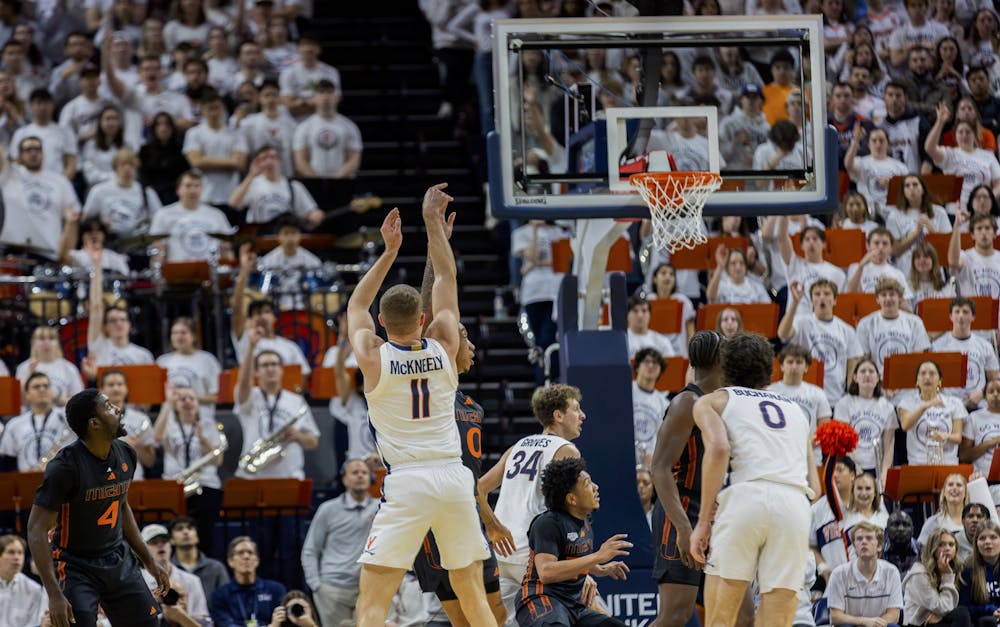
287,603,306,618
161,588,180,606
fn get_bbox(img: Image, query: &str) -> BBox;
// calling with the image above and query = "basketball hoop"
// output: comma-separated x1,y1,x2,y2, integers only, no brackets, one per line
629,171,722,253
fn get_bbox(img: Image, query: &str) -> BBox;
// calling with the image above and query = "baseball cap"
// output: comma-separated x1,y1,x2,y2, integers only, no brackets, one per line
141,524,170,543
741,83,763,97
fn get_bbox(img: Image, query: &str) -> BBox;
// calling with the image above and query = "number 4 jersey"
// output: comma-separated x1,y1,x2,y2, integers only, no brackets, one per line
493,433,571,566
33,439,138,558
721,387,813,497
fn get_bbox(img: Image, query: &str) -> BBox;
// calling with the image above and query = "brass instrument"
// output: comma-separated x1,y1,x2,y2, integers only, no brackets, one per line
33,429,76,471
238,405,307,475
177,430,228,497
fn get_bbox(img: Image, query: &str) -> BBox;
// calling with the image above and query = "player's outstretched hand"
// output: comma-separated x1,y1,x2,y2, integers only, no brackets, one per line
594,534,631,563
421,182,454,222
486,519,516,558
47,592,75,627
689,520,711,564
381,207,402,253
594,560,630,580
149,563,171,600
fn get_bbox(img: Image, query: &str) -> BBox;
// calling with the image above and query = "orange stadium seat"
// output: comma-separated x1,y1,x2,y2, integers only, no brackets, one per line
648,298,684,335
628,355,689,393
128,479,186,523
838,171,850,202
925,232,971,265
917,296,999,332
771,358,824,385
0,376,21,415
886,174,963,207
550,236,632,274
883,464,973,506
221,478,313,517
696,303,780,338
833,292,879,326
669,236,749,271
96,365,167,405
882,352,967,389
308,366,356,400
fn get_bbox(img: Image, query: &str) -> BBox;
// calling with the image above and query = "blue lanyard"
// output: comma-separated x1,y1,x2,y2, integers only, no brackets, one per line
233,581,259,622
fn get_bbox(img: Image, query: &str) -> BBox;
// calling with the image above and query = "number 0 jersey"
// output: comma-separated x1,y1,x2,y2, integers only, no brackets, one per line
455,391,485,483
365,338,461,467
721,387,813,496
493,433,570,565
33,439,138,558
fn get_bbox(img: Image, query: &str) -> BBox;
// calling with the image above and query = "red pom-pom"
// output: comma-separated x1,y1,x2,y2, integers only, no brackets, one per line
815,421,859,459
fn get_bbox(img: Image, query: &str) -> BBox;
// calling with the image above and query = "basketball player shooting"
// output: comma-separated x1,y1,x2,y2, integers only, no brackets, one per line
348,184,495,627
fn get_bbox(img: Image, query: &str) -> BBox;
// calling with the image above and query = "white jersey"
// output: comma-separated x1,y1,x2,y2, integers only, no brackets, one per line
365,338,461,467
766,380,832,461
720,387,812,494
493,433,571,565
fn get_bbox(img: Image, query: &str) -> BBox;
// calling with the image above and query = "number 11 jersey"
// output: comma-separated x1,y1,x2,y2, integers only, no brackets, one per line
493,433,570,566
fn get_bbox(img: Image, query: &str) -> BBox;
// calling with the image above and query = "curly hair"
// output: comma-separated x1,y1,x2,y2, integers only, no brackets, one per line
688,330,724,370
720,332,774,389
541,457,588,513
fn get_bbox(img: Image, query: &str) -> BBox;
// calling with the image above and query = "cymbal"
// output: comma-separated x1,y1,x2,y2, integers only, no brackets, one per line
0,241,53,257
113,234,162,251
334,230,382,249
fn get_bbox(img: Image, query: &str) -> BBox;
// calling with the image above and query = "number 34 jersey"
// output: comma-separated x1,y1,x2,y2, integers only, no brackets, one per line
721,387,813,497
493,433,571,566
33,439,138,558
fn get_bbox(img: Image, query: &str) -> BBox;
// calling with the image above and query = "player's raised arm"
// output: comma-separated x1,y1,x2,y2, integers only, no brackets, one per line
422,183,460,355
27,505,74,627
347,208,401,367
689,389,731,563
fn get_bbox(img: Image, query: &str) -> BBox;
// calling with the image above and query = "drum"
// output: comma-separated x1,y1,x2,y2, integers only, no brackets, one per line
275,310,336,367
29,265,73,321
0,258,31,300
305,268,343,318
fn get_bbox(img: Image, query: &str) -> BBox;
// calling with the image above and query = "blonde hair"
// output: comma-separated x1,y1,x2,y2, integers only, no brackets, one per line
849,473,882,517
30,325,62,361
112,147,140,169
920,528,964,591
378,284,422,334
938,473,968,513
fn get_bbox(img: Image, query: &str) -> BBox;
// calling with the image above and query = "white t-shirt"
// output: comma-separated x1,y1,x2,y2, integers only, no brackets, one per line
884,206,952,273
833,394,898,471
231,332,312,375
910,277,957,311
887,21,951,58
279,61,341,100
0,164,79,260
10,122,79,175
846,261,913,300
162,20,213,52
238,176,318,224
58,94,106,141
122,407,154,481
238,110,298,177
958,248,1000,300
329,392,376,461
235,388,319,479
936,147,1000,208
786,255,847,319
0,408,74,470
714,274,772,304
88,334,155,367
626,329,676,360
155,350,223,422
510,224,568,306
963,408,1000,476
182,123,248,204
855,311,932,375
149,203,233,263
68,248,130,275
931,333,1000,403
789,316,864,405
632,381,669,460
14,359,84,406
897,393,967,464
292,113,363,177
82,179,162,236
160,414,224,491
122,84,193,124
851,155,909,212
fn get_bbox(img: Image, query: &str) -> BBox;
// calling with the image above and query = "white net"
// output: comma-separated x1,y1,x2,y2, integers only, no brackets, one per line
630,172,722,253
